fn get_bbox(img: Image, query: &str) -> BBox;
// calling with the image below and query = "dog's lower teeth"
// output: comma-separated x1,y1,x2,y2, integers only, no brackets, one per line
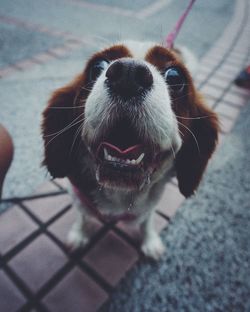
104,148,109,160
103,150,145,165
136,153,145,164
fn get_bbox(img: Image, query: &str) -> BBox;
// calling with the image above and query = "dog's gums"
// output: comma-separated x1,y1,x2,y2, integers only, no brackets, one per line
97,143,145,166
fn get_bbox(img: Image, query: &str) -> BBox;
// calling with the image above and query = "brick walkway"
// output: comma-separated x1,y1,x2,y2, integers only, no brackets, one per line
0,1,250,311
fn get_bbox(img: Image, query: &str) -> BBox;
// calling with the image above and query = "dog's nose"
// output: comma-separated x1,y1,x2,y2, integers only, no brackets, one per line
105,60,153,99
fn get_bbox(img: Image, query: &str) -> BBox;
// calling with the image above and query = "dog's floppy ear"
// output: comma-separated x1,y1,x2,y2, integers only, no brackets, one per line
42,75,83,178
175,95,219,197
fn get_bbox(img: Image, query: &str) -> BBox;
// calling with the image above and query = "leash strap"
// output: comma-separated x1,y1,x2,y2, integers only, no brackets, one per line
165,0,196,49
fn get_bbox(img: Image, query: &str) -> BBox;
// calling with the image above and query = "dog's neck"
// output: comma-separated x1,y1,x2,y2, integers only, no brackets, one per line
69,149,175,219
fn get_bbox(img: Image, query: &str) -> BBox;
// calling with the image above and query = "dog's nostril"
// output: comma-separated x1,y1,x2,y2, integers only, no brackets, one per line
106,61,123,83
135,65,153,90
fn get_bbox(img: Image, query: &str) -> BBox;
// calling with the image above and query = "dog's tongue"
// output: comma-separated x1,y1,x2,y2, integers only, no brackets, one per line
98,142,143,160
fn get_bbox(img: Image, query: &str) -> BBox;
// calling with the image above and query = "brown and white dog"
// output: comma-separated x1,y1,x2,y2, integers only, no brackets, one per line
42,41,218,259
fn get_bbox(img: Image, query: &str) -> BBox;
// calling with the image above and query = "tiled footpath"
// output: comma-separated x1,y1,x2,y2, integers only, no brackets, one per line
1,1,250,311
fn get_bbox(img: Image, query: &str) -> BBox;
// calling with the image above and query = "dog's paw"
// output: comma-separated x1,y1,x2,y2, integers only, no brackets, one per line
141,234,166,260
67,227,89,251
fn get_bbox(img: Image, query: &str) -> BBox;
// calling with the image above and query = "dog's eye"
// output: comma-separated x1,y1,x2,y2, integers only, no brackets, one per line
164,67,186,93
90,59,109,81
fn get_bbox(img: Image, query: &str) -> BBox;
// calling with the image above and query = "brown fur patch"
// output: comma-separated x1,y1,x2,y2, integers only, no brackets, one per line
145,45,176,70
146,45,219,196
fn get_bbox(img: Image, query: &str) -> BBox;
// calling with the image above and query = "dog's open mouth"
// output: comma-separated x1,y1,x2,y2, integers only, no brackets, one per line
98,142,145,168
94,118,154,190
90,116,174,191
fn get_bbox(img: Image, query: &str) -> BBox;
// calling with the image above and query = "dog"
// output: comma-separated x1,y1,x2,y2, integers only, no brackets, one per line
42,41,218,260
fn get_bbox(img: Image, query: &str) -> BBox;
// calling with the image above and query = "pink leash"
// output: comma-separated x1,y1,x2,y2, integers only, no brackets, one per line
165,0,196,49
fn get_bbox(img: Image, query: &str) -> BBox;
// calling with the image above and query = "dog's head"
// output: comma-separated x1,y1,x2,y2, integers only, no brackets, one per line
42,41,218,197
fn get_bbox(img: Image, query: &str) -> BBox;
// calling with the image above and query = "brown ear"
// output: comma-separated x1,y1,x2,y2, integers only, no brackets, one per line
175,97,219,197
41,76,83,178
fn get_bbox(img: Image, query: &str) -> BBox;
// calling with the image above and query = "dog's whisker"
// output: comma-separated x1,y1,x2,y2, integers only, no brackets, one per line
70,123,84,154
177,121,200,153
91,35,112,46
80,86,92,92
176,115,211,120
172,90,193,101
178,128,185,138
169,83,191,87
45,117,85,148
48,105,85,109
165,133,176,159
44,112,85,137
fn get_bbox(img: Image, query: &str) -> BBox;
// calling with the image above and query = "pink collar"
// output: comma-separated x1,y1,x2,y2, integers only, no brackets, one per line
69,177,136,223
165,0,196,49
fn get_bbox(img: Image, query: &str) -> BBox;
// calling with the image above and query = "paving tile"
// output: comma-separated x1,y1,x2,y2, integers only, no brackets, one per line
64,40,82,50
156,183,185,218
154,213,169,234
33,181,61,194
117,212,168,243
203,94,216,108
48,207,76,242
219,63,240,76
49,208,102,243
225,57,245,67
222,62,241,72
231,45,249,54
198,65,212,75
200,84,225,100
83,231,138,286
0,66,17,78
32,51,55,63
14,59,37,71
195,71,208,84
116,221,142,243
222,92,247,107
0,271,26,312
218,115,236,134
228,51,246,62
202,47,226,61
43,268,108,312
208,74,231,89
201,53,223,65
0,205,37,255
229,85,250,97
53,178,69,190
215,102,240,120
23,193,72,223
217,133,226,147
201,58,221,71
9,235,68,292
209,70,233,80
48,46,69,57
